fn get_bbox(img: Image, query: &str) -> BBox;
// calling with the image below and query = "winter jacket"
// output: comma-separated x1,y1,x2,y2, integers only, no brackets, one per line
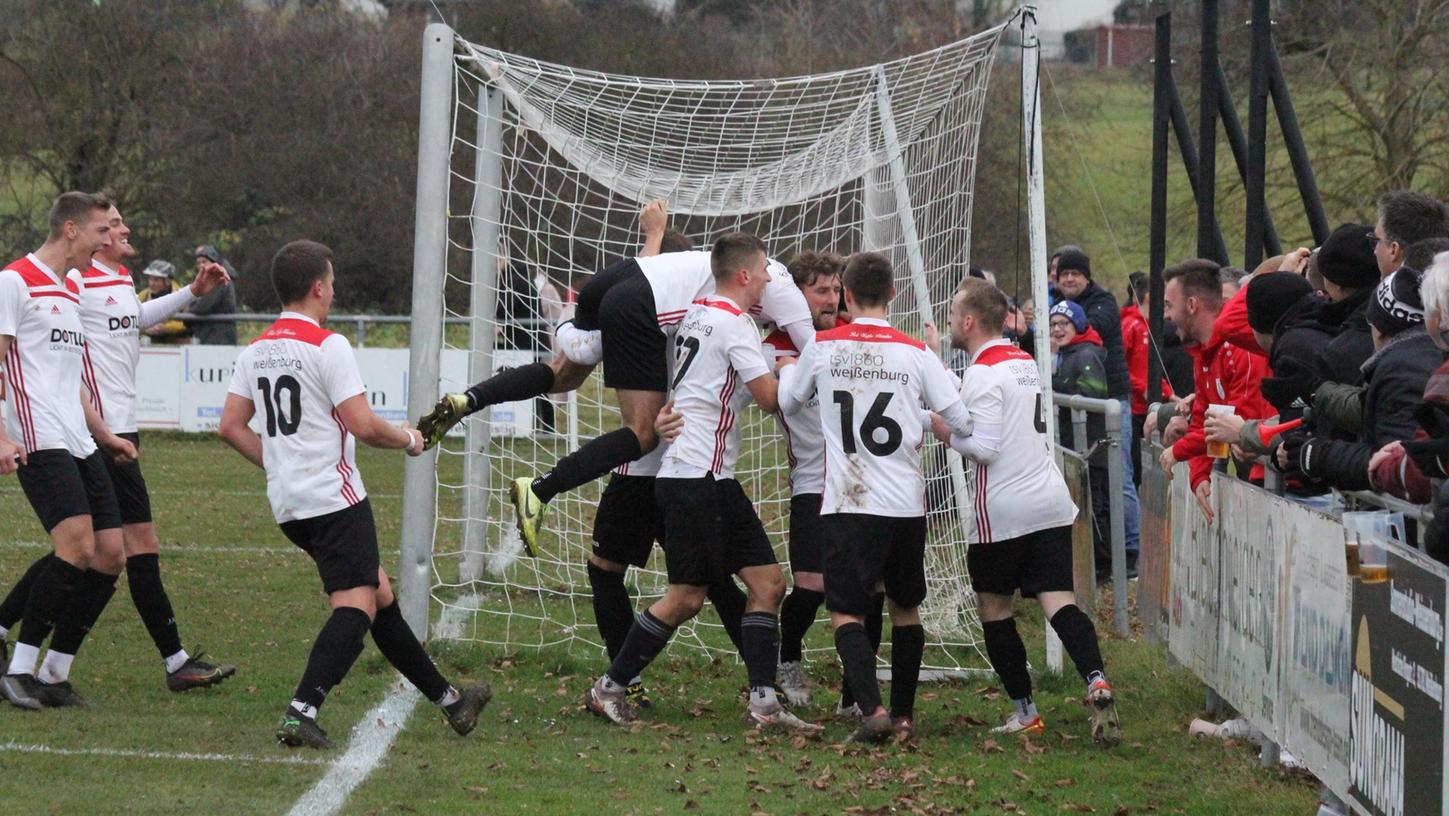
1160,322,1196,399
1053,328,1109,462
1312,288,1375,389
1301,329,1443,491
1170,317,1274,489
188,280,237,345
1069,282,1131,399
1370,352,1449,503
1120,304,1177,414
1260,293,1335,421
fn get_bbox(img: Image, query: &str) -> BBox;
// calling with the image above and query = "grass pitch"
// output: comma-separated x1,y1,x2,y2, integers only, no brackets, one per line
0,433,1317,814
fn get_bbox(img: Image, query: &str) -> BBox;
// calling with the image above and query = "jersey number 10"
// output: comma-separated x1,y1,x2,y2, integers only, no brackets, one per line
257,375,302,437
832,391,902,456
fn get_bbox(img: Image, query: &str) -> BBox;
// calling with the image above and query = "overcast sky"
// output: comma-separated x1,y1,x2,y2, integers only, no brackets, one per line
1034,0,1119,32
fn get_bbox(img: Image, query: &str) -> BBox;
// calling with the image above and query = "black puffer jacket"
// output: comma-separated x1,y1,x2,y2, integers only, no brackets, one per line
1261,293,1335,421
1305,329,1443,490
1312,288,1374,388
1070,282,1131,399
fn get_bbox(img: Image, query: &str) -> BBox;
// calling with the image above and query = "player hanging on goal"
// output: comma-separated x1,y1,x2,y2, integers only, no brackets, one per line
760,250,852,709
416,203,813,556
0,202,236,693
219,240,489,748
0,191,139,709
776,251,975,743
929,277,1120,747
583,234,819,733
587,212,748,710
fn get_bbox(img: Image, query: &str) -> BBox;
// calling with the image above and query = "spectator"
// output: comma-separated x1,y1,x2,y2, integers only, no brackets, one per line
1219,266,1247,300
1285,268,1442,492
1371,190,1449,277
1054,244,1140,562
1158,259,1273,522
1049,300,1113,580
138,260,192,344
1121,271,1175,485
189,244,238,344
1304,224,1381,438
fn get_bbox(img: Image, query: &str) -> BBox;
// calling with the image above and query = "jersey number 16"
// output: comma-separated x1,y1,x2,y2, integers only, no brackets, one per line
832,391,902,456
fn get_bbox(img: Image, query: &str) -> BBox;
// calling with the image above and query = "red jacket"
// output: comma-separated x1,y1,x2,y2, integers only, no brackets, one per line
1170,315,1274,488
1120,304,1179,414
1217,284,1268,358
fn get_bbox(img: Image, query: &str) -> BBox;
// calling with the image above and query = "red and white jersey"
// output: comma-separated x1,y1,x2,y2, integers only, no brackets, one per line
762,328,823,496
76,260,196,434
0,254,94,457
658,296,771,479
957,339,1076,543
638,252,812,346
778,317,970,518
227,312,368,523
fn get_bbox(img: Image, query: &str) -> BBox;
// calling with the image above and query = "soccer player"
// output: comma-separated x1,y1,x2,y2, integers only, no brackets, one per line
416,206,812,557
219,240,489,748
0,203,236,692
760,250,848,709
930,277,1120,746
583,234,818,733
0,191,138,709
776,251,974,743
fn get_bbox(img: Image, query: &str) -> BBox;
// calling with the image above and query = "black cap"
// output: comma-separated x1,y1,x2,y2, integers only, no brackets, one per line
1366,267,1426,337
1053,244,1091,279
1245,272,1314,334
1317,223,1379,289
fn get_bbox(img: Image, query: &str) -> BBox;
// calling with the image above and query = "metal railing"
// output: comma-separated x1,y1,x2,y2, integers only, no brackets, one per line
1051,393,1130,636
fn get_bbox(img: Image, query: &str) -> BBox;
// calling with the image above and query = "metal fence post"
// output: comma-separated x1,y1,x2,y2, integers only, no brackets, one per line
356,317,367,348
1105,399,1129,636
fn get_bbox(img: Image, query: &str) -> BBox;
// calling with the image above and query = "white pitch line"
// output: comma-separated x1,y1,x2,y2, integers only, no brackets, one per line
285,600,479,816
0,741,330,766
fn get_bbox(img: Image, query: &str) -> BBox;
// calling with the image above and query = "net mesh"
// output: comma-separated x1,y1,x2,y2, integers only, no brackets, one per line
427,23,1009,673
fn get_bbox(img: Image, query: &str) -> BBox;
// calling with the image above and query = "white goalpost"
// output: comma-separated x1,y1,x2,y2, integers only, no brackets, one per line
400,8,1051,675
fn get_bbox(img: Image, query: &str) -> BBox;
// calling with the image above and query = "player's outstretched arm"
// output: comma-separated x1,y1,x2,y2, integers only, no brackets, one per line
639,199,667,257
335,393,424,455
0,334,23,474
219,393,264,469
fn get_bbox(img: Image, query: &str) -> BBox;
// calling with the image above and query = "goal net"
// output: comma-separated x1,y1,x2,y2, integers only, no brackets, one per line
416,20,1012,674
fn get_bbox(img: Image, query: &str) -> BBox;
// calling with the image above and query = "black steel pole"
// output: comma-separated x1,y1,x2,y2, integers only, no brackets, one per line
1266,44,1331,245
1166,75,1230,264
1244,0,1271,269
1148,9,1169,406
1215,63,1281,260
1198,0,1222,263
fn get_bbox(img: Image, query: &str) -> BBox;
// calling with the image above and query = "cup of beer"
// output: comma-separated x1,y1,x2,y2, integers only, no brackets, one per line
1206,404,1236,459
1358,538,1390,583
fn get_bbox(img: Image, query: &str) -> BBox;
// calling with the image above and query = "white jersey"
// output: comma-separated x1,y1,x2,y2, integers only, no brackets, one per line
954,339,1076,543
762,328,823,496
227,312,368,523
658,296,770,480
0,254,94,457
778,317,970,518
77,260,196,434
637,251,812,346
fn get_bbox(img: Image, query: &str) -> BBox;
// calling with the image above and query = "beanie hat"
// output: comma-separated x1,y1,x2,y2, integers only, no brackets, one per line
1317,223,1379,289
1053,244,1091,279
195,244,222,264
1049,299,1089,334
1366,267,1425,337
1245,272,1314,334
142,260,175,279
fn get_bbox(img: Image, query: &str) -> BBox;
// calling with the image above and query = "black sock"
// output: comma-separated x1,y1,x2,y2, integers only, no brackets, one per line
587,562,633,660
706,579,747,656
0,554,53,633
293,606,371,712
464,362,555,412
865,592,885,652
126,554,184,659
16,558,84,650
834,622,882,714
779,587,823,663
532,428,643,504
606,610,675,687
740,612,780,691
981,618,1033,701
49,570,119,656
371,600,450,702
889,624,925,718
1049,605,1106,683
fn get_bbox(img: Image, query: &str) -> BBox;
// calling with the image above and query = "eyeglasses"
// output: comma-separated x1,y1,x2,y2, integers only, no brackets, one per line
1366,230,1390,248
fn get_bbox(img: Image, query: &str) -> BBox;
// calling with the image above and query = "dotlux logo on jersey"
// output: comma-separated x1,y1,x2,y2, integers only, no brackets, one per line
49,327,85,351
108,314,140,333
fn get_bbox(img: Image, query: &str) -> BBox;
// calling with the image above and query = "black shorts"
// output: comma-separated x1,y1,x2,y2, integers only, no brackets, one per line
103,431,152,525
598,271,669,392
17,449,123,533
820,513,927,615
591,473,663,568
787,493,825,574
574,257,642,332
656,474,776,587
279,499,382,594
967,524,1075,598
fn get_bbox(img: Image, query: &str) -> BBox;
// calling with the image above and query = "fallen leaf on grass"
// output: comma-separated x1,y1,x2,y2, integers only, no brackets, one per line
981,738,1004,754
1011,769,1030,782
1021,735,1046,754
1061,804,1095,813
